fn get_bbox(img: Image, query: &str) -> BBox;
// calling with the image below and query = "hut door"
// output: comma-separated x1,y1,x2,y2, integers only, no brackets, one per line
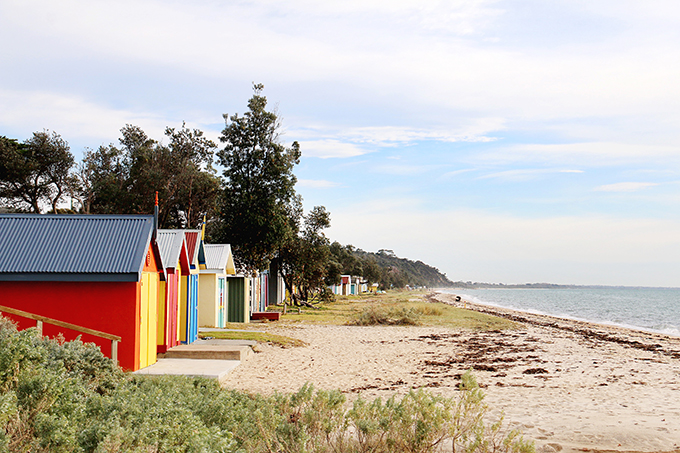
227,278,245,323
218,277,226,328
186,274,199,343
139,272,159,369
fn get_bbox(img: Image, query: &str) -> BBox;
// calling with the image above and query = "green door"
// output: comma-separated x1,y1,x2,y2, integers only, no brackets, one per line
227,278,246,323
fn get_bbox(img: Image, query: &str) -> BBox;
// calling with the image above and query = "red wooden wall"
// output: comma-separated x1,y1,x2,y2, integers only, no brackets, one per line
158,268,179,353
0,281,139,370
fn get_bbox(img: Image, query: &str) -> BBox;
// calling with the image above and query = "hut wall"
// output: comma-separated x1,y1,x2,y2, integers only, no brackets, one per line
198,273,218,328
0,281,139,370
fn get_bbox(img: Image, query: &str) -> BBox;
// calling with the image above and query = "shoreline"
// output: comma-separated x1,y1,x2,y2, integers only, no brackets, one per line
438,287,680,339
432,291,680,358
224,292,680,452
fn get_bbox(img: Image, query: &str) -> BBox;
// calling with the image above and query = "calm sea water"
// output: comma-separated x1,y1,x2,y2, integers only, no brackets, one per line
439,287,680,336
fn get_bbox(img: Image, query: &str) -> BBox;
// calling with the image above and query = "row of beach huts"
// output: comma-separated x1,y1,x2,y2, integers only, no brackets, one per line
0,213,285,371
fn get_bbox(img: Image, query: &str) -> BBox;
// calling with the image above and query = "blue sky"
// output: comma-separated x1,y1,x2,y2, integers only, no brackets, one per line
2,0,680,286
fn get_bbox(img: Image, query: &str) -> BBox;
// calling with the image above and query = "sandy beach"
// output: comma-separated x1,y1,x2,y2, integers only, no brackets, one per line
224,292,680,452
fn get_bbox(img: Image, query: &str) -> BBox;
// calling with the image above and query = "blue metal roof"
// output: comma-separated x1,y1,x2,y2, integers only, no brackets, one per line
0,214,156,282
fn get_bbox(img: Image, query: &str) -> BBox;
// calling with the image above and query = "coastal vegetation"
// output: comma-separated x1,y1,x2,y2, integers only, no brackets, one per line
201,291,517,339
0,315,532,453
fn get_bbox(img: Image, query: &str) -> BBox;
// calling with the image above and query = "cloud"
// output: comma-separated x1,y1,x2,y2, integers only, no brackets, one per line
479,168,584,182
290,121,504,156
5,0,680,139
0,89,170,148
373,164,436,176
440,169,476,179
595,182,659,192
298,140,369,158
477,142,680,167
342,124,502,145
296,179,341,189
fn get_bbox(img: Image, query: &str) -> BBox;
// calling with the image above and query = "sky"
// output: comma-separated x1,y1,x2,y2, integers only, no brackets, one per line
2,0,680,287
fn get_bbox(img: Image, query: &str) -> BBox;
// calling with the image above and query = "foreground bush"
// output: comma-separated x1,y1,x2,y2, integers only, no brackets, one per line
0,317,533,453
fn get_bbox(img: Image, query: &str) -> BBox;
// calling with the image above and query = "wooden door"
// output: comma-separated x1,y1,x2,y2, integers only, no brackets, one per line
139,272,158,369
218,277,226,328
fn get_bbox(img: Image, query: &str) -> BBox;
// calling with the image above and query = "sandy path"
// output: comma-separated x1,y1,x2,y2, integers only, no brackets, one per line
224,292,680,452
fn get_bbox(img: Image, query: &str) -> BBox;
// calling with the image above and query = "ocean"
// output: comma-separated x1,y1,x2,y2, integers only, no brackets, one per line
439,286,680,337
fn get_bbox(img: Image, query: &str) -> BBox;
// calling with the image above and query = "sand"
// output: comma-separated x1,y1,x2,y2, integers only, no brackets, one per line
223,292,680,452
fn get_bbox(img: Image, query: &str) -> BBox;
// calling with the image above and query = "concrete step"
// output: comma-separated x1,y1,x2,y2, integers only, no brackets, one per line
135,358,241,385
160,339,255,361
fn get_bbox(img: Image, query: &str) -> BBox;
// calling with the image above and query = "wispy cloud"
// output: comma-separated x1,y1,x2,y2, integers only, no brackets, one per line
480,168,584,182
440,168,476,179
477,142,680,167
595,182,659,192
299,140,369,158
374,164,436,176
0,89,170,149
342,124,502,146
290,121,504,159
296,179,341,189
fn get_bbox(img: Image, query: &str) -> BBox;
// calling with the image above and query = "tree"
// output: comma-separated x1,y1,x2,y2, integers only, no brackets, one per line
82,124,219,227
327,242,365,283
79,143,129,215
360,258,382,285
214,83,302,272
0,131,75,213
279,206,333,305
163,123,220,228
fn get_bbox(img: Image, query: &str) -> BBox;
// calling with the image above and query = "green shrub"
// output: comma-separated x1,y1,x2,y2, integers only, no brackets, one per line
0,316,533,453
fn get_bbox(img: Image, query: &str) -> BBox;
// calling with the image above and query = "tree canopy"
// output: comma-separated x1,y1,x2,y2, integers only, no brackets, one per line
80,123,219,228
0,131,75,213
214,83,302,272
279,206,333,304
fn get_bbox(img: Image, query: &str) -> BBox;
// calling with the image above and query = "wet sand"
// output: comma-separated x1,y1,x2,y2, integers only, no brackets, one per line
224,292,680,452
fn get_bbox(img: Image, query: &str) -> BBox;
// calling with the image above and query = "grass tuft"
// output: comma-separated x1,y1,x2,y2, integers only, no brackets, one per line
199,330,307,348
350,305,422,326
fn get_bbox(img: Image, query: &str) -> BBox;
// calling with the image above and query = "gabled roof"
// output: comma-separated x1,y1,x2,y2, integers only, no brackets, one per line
156,230,190,273
202,244,236,275
0,214,158,282
184,229,206,269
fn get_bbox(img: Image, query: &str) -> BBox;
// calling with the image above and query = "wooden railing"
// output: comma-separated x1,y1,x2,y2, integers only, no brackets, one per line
0,305,121,365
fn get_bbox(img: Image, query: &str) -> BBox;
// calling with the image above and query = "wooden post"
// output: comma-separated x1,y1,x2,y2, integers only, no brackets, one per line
36,320,43,335
111,340,118,366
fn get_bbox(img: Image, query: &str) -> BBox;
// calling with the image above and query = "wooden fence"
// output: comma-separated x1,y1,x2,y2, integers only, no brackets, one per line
0,305,121,365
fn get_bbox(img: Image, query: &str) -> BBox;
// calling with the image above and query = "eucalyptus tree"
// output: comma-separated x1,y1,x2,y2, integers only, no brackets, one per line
0,131,75,213
83,123,219,227
279,206,333,305
215,83,302,272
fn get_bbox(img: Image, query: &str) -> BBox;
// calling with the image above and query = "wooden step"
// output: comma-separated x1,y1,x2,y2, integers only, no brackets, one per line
251,312,281,321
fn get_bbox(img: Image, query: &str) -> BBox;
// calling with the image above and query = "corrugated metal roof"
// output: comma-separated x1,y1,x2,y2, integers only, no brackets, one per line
203,244,234,272
0,214,154,281
184,230,200,264
156,230,186,269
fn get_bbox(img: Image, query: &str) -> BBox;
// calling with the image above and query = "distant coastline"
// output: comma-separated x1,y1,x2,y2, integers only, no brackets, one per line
447,281,680,290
